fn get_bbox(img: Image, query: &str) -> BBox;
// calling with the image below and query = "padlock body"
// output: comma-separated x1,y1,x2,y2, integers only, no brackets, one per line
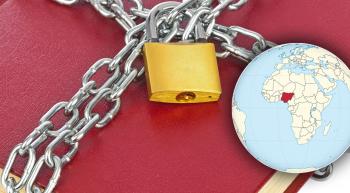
143,42,222,103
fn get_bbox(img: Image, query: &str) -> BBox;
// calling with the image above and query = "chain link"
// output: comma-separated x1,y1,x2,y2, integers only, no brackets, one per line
3,1,329,193
1,16,142,191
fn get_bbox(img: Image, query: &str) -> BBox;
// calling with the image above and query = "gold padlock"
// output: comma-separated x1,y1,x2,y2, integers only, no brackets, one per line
143,2,222,103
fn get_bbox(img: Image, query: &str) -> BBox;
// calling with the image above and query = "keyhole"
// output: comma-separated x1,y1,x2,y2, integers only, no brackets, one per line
176,92,196,102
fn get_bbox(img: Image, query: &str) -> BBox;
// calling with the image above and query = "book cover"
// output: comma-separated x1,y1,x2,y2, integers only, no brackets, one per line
2,0,349,192
0,0,7,6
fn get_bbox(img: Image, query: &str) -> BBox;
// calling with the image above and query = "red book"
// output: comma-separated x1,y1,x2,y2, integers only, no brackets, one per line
2,0,349,192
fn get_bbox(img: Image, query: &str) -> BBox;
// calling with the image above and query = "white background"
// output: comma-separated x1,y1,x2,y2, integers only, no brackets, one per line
299,153,350,193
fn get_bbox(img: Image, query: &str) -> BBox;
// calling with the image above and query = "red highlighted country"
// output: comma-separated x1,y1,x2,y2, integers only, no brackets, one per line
281,92,294,103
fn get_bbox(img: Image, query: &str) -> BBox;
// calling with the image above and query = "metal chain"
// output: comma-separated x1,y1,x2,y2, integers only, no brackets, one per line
1,20,141,192
1,0,330,192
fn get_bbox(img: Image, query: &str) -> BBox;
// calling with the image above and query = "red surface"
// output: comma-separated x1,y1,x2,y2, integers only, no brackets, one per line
281,92,295,103
2,0,349,192
285,173,313,193
0,0,6,6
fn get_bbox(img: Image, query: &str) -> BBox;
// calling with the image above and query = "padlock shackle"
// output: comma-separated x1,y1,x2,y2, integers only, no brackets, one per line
145,1,180,42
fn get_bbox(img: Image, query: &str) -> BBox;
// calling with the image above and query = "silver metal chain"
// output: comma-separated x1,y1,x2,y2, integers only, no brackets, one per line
1,0,329,192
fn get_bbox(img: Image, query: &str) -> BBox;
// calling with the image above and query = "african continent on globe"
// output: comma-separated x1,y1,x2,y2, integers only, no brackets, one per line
262,46,350,144
232,43,350,173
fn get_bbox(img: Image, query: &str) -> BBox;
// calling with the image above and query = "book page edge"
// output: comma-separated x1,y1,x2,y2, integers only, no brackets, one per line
258,171,298,193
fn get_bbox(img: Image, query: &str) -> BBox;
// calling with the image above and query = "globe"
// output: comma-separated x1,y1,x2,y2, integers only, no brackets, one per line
232,43,350,173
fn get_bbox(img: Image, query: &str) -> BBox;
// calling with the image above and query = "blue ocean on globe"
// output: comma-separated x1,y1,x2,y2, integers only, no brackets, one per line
233,43,350,172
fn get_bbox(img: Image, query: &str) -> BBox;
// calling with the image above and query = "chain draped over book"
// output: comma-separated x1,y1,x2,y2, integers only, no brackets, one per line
0,0,331,192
